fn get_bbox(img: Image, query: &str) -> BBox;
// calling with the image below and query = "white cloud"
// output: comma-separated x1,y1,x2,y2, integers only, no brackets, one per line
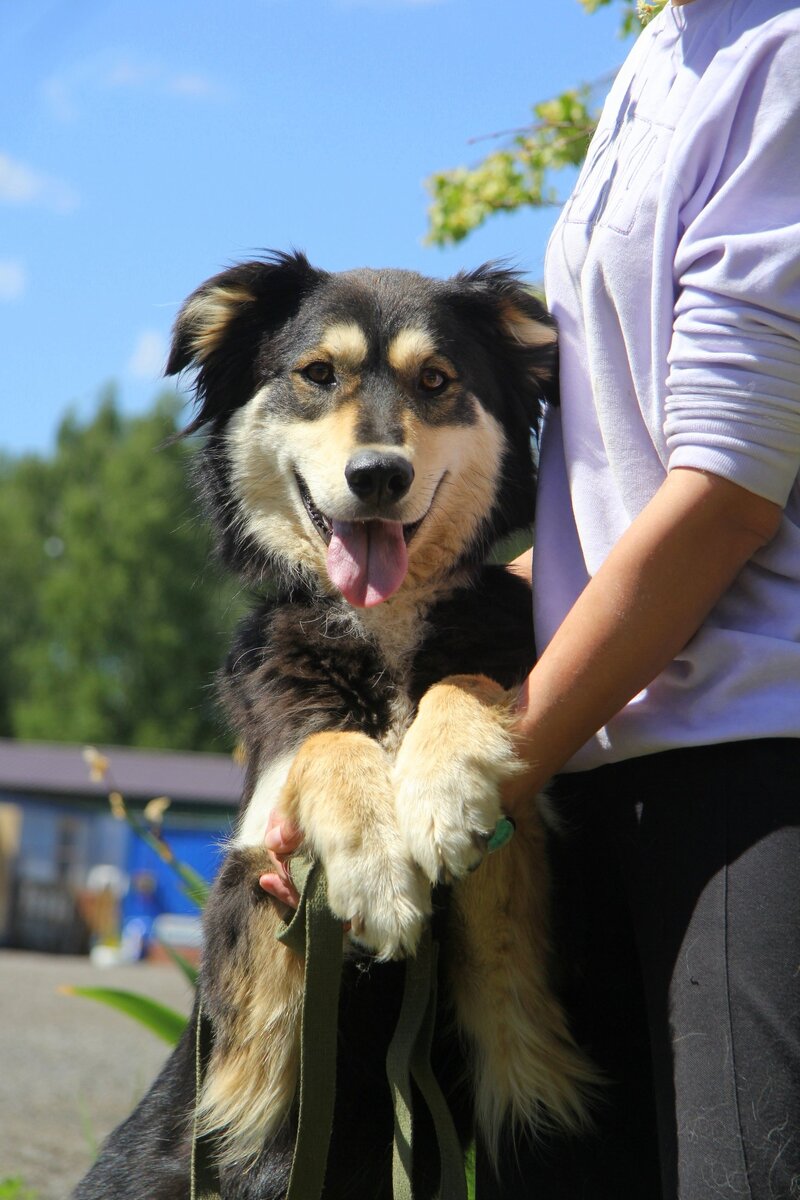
0,260,27,302
128,330,168,380
41,77,78,122
43,55,222,121
104,60,155,89
0,152,79,214
167,73,220,98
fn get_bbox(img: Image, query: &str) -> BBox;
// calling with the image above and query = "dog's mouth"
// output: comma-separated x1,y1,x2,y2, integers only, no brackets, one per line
295,471,435,608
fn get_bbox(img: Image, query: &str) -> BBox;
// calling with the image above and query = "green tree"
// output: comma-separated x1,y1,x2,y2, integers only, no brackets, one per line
1,390,243,751
425,0,667,246
0,447,65,734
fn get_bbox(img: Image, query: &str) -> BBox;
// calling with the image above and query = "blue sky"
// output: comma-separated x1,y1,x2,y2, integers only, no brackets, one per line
2,0,629,457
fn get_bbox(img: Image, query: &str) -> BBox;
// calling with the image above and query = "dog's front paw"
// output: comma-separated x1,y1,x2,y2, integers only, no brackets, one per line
281,730,431,960
322,828,431,960
394,676,521,884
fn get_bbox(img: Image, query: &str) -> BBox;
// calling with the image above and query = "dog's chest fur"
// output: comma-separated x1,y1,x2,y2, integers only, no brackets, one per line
222,565,537,797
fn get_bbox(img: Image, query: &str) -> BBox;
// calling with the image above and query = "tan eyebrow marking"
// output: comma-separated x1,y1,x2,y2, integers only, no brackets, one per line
316,321,369,368
387,328,438,373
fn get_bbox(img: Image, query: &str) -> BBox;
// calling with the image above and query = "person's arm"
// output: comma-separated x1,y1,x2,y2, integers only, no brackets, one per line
506,465,782,804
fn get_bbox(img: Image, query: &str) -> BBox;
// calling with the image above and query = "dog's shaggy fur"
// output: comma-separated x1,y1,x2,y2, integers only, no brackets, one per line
74,253,594,1200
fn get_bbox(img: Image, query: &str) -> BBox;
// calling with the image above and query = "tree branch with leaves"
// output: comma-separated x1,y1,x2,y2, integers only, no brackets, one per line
425,0,667,246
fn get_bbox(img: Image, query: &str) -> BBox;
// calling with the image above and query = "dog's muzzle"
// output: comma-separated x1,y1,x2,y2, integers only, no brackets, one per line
295,459,438,610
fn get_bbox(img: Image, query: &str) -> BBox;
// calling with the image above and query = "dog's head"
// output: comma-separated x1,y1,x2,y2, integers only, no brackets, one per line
167,251,555,606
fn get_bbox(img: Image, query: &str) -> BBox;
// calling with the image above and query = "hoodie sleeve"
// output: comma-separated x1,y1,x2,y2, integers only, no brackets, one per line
664,13,800,506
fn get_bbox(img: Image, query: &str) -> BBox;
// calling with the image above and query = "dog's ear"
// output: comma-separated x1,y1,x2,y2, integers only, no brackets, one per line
448,263,558,408
446,264,556,541
167,251,323,434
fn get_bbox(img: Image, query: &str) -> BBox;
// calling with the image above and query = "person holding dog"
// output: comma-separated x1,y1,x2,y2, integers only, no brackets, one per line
484,0,800,1196
263,0,799,1195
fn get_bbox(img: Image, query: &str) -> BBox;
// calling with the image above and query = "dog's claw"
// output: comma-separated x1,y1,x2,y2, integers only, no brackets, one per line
349,915,365,940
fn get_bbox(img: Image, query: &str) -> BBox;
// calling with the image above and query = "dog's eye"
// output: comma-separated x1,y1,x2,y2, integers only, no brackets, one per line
418,367,449,395
302,361,335,386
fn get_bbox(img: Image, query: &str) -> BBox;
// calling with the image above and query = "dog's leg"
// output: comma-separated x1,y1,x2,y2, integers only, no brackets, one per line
393,675,596,1152
199,731,431,1169
280,731,431,960
393,674,521,884
195,845,305,1171
445,802,596,1157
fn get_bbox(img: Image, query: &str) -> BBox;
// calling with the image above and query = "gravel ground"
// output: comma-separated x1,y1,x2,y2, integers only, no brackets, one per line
0,949,194,1199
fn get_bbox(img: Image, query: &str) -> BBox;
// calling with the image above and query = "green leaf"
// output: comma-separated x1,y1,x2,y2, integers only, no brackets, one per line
61,986,188,1044
424,0,669,246
0,1180,38,1200
465,1141,476,1200
636,1,668,26
579,0,667,29
425,86,597,246
156,939,200,987
177,863,212,910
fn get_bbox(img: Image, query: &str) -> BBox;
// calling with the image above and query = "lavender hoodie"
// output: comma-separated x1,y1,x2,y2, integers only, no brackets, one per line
536,0,800,770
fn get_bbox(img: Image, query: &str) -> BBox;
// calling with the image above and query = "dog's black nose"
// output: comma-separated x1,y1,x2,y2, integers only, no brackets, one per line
345,452,414,506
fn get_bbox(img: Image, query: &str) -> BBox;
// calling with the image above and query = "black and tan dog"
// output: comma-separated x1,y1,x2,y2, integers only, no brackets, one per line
74,252,593,1200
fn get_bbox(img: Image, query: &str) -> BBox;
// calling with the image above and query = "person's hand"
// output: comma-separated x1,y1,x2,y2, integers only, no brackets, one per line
258,810,303,910
258,813,358,936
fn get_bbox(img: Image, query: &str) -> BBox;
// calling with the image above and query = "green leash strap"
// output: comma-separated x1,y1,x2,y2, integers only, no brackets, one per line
407,949,468,1200
386,930,431,1199
191,855,473,1200
190,859,343,1200
386,927,468,1200
276,857,345,1200
389,820,513,1199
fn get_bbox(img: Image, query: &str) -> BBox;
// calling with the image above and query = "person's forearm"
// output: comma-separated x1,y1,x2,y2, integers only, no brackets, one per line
511,467,782,797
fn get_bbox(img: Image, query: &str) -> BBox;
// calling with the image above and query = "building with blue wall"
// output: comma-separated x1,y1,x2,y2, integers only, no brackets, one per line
0,739,242,956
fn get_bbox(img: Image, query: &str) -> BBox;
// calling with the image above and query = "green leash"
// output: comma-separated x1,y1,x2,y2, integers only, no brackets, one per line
189,860,342,1200
386,927,468,1200
191,835,517,1199
278,860,467,1199
275,858,345,1200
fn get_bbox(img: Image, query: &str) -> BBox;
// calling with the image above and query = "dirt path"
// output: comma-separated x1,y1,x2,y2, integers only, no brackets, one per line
0,949,194,1198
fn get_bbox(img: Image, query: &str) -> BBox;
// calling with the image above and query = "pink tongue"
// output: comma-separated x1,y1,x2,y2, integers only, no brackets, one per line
326,520,409,607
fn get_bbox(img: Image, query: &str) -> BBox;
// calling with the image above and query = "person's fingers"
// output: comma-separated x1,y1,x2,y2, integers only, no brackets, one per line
260,811,303,910
264,814,303,859
260,857,357,932
259,862,301,909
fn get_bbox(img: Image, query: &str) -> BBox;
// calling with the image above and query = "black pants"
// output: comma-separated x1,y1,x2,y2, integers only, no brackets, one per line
478,739,800,1200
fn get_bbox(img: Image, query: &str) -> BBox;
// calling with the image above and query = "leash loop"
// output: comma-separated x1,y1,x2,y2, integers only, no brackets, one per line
387,927,468,1200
